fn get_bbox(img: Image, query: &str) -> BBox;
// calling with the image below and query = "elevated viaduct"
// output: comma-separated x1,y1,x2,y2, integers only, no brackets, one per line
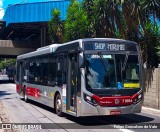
0,0,73,57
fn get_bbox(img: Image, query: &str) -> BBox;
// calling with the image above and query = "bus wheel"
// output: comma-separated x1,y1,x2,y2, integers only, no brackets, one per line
55,94,63,116
24,88,28,103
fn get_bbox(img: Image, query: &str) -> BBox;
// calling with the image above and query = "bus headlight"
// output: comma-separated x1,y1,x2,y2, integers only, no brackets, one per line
84,93,99,106
133,93,143,104
138,94,142,99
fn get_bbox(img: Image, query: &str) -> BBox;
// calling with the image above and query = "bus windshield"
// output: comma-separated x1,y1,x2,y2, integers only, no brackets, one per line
85,53,140,89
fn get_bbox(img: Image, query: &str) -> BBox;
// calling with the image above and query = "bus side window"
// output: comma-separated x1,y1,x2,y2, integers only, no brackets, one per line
34,60,41,84
56,57,63,86
28,61,35,83
56,56,66,86
42,55,49,85
61,56,67,84
48,55,57,86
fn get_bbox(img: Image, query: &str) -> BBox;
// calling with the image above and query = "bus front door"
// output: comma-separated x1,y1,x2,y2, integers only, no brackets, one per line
67,54,78,113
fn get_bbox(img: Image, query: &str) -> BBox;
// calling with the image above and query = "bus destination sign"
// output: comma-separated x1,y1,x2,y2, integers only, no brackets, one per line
83,42,137,52
94,43,125,50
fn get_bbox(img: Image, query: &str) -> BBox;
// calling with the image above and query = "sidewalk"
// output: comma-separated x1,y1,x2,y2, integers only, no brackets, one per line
0,101,15,132
142,106,160,117
0,102,3,132
0,102,4,123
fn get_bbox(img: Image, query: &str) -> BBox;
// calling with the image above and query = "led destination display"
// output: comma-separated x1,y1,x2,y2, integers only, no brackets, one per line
83,41,137,52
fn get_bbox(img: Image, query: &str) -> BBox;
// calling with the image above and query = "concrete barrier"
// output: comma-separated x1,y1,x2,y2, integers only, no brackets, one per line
143,68,160,110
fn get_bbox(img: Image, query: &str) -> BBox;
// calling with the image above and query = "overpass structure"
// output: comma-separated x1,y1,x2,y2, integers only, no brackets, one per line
0,0,75,57
0,40,36,58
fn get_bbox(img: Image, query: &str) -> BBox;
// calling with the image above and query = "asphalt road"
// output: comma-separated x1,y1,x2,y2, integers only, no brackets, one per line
0,83,160,132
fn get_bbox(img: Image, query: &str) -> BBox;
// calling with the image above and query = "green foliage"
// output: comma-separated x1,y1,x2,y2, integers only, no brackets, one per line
48,8,64,43
141,0,160,22
140,21,160,67
48,0,160,67
64,0,90,41
0,59,16,70
84,0,160,68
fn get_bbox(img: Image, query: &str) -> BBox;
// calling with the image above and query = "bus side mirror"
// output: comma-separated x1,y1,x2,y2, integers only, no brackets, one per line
79,53,85,68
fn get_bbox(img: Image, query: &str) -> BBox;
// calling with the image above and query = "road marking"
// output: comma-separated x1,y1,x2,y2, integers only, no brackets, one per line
120,129,134,132
8,83,16,87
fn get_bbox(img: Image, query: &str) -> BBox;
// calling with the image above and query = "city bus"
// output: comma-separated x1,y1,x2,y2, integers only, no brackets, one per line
16,38,143,117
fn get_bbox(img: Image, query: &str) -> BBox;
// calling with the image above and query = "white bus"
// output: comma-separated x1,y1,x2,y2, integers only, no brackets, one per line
16,38,143,117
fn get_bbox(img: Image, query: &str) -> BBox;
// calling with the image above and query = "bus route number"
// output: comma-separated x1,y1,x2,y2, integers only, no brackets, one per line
122,99,132,103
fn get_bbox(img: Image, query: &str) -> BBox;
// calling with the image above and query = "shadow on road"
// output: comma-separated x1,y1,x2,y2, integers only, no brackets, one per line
0,81,15,84
68,114,154,126
21,99,155,126
0,90,12,97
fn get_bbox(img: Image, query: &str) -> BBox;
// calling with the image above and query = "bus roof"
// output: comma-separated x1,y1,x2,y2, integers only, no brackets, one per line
82,38,137,43
17,38,137,59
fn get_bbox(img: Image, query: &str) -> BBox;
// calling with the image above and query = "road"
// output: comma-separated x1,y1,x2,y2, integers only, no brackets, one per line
0,83,160,132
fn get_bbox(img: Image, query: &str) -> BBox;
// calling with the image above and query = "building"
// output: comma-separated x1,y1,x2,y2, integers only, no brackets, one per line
0,0,78,57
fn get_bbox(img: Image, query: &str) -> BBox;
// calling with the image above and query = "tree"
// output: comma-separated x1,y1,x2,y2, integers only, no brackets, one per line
64,0,90,41
48,9,64,43
48,0,160,68
80,0,160,67
83,0,96,37
93,0,114,37
141,0,160,25
115,0,160,67
0,59,16,72
140,21,160,68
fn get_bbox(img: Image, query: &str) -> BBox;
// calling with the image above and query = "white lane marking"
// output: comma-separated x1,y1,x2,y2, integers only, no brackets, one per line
120,129,134,132
8,83,16,87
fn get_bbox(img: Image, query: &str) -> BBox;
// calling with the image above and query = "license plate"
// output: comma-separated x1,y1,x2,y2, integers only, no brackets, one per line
110,110,121,115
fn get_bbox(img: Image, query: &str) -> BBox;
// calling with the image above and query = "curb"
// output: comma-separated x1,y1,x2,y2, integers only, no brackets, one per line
142,106,160,112
142,106,160,117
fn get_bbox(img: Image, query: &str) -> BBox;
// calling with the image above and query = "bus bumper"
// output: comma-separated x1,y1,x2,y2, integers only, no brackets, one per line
97,101,142,115
80,101,142,116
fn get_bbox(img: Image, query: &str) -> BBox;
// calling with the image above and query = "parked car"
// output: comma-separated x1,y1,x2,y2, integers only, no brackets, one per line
0,74,9,82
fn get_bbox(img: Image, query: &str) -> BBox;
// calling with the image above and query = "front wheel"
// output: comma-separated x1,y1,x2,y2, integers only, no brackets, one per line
55,94,63,116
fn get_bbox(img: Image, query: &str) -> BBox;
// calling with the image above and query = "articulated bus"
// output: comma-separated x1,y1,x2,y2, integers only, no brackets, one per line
16,38,143,117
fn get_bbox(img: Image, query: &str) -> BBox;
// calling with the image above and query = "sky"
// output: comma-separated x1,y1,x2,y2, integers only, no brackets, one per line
0,0,60,19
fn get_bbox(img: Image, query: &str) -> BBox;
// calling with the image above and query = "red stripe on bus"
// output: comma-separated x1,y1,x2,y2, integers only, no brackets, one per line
26,87,40,98
16,84,20,92
92,94,139,107
16,84,25,93
16,84,40,98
